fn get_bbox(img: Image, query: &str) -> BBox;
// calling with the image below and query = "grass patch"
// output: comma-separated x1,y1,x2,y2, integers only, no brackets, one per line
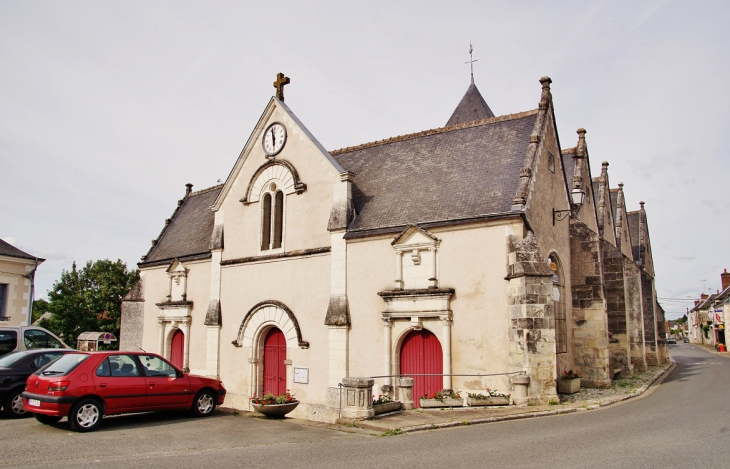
548,399,559,406
380,429,403,436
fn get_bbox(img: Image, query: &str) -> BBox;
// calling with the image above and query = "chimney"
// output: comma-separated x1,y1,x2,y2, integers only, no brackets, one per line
701,293,709,300
722,269,730,291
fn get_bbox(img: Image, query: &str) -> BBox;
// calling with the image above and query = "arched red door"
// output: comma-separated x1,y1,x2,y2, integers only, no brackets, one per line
400,329,443,408
170,329,184,369
263,328,286,396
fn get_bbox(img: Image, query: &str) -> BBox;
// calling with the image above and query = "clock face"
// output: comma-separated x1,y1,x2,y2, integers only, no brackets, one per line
262,122,287,156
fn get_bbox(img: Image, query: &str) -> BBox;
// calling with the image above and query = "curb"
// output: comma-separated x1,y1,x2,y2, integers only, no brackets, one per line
392,363,675,434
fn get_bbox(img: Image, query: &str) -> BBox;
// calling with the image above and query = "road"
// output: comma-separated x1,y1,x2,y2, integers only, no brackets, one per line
2,343,728,468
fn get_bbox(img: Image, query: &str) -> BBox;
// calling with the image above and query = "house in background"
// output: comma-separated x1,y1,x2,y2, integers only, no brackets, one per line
0,239,44,326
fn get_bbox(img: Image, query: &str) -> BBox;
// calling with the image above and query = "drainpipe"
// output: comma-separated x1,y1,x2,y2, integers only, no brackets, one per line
24,258,39,326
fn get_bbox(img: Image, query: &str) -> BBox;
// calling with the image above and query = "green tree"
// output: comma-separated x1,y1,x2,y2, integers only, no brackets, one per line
44,259,139,344
31,298,49,324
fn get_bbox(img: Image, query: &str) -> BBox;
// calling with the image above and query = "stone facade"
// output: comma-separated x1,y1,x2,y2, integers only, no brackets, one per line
120,75,665,423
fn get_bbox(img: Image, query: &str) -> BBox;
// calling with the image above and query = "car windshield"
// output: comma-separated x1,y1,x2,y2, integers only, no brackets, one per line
0,350,31,367
37,353,90,376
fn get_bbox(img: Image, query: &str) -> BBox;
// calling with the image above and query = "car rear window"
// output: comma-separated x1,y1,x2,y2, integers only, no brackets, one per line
36,353,90,376
0,350,30,367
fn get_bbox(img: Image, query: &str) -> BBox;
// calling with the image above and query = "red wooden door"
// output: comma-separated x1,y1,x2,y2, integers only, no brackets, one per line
400,329,443,408
170,329,184,370
263,328,286,396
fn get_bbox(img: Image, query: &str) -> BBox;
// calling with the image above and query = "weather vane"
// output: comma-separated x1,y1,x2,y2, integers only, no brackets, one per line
466,42,477,85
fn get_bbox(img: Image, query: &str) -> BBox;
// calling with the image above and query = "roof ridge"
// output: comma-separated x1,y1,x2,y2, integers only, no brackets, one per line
330,109,539,156
626,210,640,215
561,147,576,155
190,184,224,196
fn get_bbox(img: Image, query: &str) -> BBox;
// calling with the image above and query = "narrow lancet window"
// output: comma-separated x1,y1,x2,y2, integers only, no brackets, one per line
261,193,272,250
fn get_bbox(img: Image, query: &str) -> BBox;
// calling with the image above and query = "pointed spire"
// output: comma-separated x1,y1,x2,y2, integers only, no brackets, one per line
446,83,495,126
596,161,609,237
573,128,587,192
615,182,625,250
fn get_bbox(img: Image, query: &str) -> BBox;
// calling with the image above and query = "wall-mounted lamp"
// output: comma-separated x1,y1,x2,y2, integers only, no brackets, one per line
553,188,586,225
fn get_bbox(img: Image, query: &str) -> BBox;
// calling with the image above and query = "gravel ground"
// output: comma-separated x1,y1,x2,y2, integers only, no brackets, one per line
558,363,671,405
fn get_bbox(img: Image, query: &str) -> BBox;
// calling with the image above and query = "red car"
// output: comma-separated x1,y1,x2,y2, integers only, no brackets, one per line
21,351,225,432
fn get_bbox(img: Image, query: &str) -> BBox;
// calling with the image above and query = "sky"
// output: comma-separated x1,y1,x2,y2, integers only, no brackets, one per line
1,1,728,320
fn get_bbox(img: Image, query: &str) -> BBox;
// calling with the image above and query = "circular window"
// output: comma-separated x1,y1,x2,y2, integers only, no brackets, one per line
270,182,277,192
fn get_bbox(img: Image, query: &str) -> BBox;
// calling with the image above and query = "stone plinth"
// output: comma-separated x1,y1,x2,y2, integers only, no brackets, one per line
340,377,374,420
398,377,415,410
511,375,530,405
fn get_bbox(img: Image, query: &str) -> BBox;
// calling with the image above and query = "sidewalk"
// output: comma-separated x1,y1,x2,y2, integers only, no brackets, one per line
335,363,673,435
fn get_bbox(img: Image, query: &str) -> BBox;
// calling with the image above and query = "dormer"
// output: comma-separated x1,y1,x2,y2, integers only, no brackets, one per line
392,225,440,290
167,259,189,302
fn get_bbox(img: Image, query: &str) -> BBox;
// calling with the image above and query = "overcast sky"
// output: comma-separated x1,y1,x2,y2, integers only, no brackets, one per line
2,1,728,319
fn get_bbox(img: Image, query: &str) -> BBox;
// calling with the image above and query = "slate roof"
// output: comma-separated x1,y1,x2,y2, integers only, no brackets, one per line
332,111,538,234
140,186,222,267
0,239,41,261
445,83,495,126
627,211,641,261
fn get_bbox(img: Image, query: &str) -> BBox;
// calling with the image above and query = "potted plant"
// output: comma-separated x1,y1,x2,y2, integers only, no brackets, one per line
372,394,401,415
250,390,299,417
466,388,511,406
558,369,581,394
419,389,463,408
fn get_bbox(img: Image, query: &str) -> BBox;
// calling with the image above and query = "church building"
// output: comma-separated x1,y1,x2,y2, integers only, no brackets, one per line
121,72,666,422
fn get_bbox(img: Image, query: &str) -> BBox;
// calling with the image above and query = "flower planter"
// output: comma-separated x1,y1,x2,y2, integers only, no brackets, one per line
558,378,580,394
251,401,300,417
466,396,510,406
419,398,463,408
373,401,402,415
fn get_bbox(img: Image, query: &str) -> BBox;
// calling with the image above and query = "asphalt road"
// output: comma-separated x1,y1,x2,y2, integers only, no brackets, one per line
2,343,728,468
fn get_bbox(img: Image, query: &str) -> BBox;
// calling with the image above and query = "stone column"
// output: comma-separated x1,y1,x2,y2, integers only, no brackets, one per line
383,319,393,390
158,319,166,356
429,247,438,288
181,318,191,373
398,377,415,410
441,315,452,390
395,250,403,289
340,377,374,420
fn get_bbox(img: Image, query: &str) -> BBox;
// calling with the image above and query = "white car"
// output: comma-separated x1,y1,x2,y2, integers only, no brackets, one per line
0,326,69,357
666,337,677,344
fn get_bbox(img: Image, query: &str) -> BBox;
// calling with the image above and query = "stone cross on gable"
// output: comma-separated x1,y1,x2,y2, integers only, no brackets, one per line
273,73,291,101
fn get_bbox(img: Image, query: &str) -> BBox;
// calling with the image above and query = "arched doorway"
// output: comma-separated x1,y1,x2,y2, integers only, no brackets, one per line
170,329,184,369
400,329,443,407
263,328,287,396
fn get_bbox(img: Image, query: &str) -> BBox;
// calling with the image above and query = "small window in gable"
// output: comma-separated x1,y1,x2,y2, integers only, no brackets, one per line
548,151,555,174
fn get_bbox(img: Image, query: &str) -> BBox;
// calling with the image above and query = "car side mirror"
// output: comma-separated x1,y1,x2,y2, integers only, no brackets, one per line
176,370,184,378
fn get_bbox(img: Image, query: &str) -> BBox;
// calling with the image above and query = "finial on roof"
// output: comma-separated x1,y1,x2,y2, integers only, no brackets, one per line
618,182,624,190
577,128,586,139
640,201,645,209
466,42,478,85
602,161,609,169
185,183,193,195
273,72,291,101
539,77,552,110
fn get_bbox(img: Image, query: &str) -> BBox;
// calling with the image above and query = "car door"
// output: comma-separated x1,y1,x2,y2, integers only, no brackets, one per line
93,354,147,413
139,354,191,408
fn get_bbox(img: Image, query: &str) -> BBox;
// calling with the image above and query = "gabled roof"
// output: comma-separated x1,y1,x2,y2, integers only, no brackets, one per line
0,239,42,262
445,83,495,126
332,110,538,234
140,185,222,267
211,97,344,211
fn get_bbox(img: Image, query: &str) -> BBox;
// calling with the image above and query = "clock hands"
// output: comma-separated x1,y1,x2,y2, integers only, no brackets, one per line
270,128,276,147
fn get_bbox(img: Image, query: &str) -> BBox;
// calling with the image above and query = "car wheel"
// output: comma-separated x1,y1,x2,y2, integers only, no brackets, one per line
3,388,28,418
191,390,216,417
34,413,62,425
69,398,103,432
